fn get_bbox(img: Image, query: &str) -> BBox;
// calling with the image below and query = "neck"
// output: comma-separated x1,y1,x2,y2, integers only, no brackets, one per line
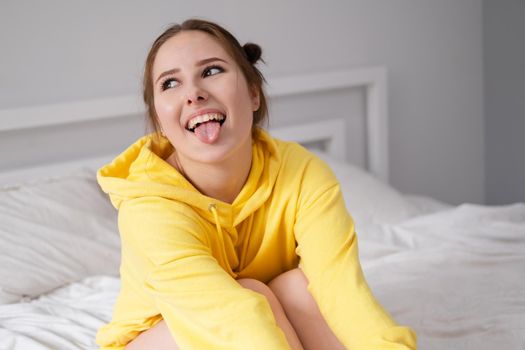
167,140,253,204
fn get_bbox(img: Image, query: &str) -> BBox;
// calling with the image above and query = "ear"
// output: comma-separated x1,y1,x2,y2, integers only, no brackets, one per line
250,85,260,111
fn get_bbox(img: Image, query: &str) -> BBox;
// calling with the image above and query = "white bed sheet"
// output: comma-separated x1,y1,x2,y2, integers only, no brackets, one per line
1,204,523,350
0,276,118,350
359,203,525,350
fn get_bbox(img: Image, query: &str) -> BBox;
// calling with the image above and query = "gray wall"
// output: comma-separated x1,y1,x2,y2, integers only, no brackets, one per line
484,1,525,205
0,0,485,205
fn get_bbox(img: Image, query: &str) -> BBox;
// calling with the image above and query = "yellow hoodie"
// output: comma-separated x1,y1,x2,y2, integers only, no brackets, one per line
96,129,416,350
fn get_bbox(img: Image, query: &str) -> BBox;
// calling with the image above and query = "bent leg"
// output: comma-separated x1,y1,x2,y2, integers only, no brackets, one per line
125,278,304,350
268,268,345,350
237,278,304,350
124,320,178,350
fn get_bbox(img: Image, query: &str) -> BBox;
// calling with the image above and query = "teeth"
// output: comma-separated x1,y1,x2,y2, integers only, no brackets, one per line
187,113,225,131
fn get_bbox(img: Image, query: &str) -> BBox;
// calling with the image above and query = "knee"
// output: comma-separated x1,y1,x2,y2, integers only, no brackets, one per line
237,278,287,315
237,278,275,300
268,268,317,315
268,268,308,292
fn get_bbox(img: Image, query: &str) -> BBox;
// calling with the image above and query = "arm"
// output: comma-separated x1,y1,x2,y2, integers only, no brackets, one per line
293,157,417,349
119,197,291,350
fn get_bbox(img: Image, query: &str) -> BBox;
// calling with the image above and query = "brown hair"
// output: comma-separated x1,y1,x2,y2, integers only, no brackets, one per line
143,19,268,135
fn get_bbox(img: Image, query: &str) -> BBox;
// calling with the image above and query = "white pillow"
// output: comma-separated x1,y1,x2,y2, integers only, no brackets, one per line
314,151,420,228
0,168,120,304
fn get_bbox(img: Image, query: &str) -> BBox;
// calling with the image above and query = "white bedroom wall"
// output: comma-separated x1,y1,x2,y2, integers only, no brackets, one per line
0,0,484,205
484,1,525,205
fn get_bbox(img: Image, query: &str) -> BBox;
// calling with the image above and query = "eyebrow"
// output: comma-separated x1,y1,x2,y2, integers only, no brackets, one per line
155,57,227,84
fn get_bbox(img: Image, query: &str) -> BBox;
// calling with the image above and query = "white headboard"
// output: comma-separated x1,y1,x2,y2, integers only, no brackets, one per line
0,66,388,185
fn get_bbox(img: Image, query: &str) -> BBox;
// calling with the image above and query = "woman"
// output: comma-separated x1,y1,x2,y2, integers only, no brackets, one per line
96,19,416,350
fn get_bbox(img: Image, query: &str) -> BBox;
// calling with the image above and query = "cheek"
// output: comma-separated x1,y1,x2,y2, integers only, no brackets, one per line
154,95,181,125
229,77,256,114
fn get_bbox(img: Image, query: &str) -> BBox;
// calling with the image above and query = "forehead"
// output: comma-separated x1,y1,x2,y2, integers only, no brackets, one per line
153,31,232,75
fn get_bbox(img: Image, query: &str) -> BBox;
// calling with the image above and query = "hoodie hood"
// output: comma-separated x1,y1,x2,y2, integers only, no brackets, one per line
97,129,281,229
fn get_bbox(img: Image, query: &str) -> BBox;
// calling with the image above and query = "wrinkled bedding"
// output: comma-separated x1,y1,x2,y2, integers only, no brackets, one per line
1,203,524,350
1,154,524,349
0,276,118,350
359,203,525,350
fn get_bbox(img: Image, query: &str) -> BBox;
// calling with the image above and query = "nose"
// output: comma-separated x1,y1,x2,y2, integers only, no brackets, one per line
184,82,208,105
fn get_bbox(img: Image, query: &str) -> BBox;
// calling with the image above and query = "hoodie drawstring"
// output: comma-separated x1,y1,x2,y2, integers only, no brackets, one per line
208,203,237,278
208,203,224,241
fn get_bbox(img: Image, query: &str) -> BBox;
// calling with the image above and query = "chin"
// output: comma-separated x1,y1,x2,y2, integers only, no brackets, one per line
197,138,251,165
186,146,236,165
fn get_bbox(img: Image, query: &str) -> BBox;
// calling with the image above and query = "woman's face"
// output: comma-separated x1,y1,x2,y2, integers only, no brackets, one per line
152,30,259,165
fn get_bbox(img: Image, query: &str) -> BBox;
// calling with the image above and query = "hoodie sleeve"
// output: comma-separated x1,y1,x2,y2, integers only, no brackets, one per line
117,197,291,350
293,156,417,349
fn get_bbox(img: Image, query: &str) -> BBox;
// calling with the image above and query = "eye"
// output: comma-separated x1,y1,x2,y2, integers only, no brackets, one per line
161,78,179,91
203,65,224,77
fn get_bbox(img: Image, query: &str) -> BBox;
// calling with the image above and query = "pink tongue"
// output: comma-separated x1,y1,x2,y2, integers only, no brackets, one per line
194,121,221,144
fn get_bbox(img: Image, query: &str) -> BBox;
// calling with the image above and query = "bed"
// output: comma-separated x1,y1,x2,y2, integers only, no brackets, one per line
0,67,524,350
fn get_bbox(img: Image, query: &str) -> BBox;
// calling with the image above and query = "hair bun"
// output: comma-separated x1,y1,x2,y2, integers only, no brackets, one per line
243,43,263,64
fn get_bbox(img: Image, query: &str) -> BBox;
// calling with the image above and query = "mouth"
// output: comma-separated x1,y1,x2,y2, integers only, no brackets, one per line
185,113,226,133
